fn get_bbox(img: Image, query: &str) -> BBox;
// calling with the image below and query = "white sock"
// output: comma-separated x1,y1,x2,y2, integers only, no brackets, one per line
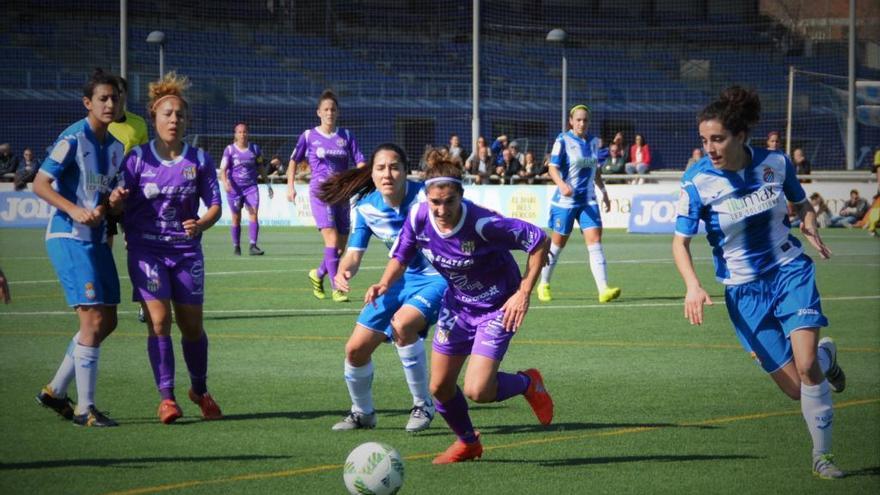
540,243,563,284
48,332,80,397
344,360,374,414
396,339,432,409
73,343,100,415
588,243,608,291
801,381,833,457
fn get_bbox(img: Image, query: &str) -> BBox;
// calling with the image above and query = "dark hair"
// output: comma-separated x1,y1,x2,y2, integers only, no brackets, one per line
318,143,408,204
698,85,761,137
423,148,464,194
234,122,248,131
83,68,119,99
318,89,338,108
115,75,129,93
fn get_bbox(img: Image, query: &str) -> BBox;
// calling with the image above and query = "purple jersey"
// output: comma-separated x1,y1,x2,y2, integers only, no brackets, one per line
221,142,262,187
121,141,221,252
392,199,547,312
289,127,364,188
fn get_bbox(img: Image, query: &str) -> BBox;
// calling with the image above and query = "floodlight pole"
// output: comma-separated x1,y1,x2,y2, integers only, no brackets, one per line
786,65,794,156
546,29,568,133
846,0,856,170
472,0,480,159
146,30,166,79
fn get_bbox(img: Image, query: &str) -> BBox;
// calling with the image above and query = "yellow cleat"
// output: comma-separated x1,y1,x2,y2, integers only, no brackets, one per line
537,283,552,302
598,287,621,303
332,290,350,303
308,269,326,300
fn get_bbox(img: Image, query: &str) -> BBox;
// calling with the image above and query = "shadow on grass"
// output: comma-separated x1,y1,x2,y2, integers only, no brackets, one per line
845,465,880,477
0,454,290,470
483,454,759,467
409,421,718,438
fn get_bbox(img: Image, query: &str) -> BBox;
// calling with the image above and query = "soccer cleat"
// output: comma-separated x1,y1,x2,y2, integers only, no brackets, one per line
332,290,350,303
813,454,845,479
157,399,183,424
537,283,552,302
35,386,74,420
188,389,223,420
248,244,264,256
72,405,118,427
308,269,326,300
405,403,435,433
521,368,554,426
137,306,146,323
233,245,241,256
598,286,621,303
432,432,483,464
818,337,846,393
332,411,377,431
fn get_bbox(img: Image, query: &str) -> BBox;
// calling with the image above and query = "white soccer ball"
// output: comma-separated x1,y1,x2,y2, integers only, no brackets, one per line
343,442,405,495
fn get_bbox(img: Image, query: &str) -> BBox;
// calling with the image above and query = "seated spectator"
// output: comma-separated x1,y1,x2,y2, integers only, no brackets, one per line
830,189,869,227
467,146,493,185
465,135,491,165
766,131,781,152
0,143,18,182
521,151,544,184
448,134,464,162
508,140,525,164
685,148,703,170
602,143,627,176
14,147,39,190
611,131,628,162
626,134,651,183
809,192,832,228
792,147,811,182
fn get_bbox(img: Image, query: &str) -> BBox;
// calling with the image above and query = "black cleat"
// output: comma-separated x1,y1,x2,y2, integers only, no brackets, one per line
72,405,118,427
233,245,242,256
35,386,74,420
248,244,265,256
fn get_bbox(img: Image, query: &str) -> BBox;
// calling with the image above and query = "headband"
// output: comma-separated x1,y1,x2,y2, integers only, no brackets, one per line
424,177,463,186
151,94,187,112
569,104,591,116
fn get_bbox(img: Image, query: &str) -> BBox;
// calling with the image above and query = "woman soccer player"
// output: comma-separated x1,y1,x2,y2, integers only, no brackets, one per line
33,68,124,427
119,72,224,424
220,122,271,256
287,90,365,302
318,144,447,433
365,151,553,464
672,86,846,479
537,104,620,304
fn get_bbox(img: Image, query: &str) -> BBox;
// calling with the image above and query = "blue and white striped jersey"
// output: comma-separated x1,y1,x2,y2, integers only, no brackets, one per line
549,130,606,208
348,180,438,277
39,118,125,243
675,146,806,285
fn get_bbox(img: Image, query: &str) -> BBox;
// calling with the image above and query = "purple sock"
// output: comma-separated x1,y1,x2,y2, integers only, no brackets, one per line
248,221,259,245
494,371,530,402
231,224,241,247
435,387,478,444
324,247,340,290
181,332,209,396
316,257,327,279
147,336,175,400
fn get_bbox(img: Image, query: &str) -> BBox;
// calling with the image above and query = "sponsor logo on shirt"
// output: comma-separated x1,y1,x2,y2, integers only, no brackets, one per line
141,169,157,178
797,308,820,316
143,183,160,199
724,186,779,222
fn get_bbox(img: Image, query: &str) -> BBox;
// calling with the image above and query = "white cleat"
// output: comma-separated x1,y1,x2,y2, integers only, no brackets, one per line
405,403,435,433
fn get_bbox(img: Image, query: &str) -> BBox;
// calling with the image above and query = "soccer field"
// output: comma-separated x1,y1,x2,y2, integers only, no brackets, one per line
1,227,878,494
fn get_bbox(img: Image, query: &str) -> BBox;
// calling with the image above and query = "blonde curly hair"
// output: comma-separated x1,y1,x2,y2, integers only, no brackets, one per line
148,72,190,118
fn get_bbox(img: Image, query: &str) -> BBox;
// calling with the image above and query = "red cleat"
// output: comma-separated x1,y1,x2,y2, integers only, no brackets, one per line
433,432,483,465
521,368,553,425
157,399,183,424
188,389,223,420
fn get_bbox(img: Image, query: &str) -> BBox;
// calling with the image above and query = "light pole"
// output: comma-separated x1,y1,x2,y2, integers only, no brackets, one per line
546,28,568,133
146,30,166,79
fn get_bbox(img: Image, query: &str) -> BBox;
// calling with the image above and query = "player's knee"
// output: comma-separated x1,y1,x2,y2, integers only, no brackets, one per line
463,383,493,403
430,380,455,402
344,343,371,366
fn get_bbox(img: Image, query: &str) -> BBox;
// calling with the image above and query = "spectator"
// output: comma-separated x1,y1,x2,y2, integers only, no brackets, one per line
465,135,490,165
830,189,869,228
501,147,525,184
625,134,651,182
809,192,832,228
792,147,811,178
464,145,492,185
521,151,543,184
0,143,19,181
490,134,509,165
14,147,39,190
508,140,525,164
448,134,464,161
611,132,628,162
266,155,285,178
766,130,781,151
685,148,703,170
602,143,627,176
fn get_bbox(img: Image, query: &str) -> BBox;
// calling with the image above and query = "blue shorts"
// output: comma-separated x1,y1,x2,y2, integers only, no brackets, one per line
725,255,828,373
357,272,447,340
46,237,120,307
549,202,602,235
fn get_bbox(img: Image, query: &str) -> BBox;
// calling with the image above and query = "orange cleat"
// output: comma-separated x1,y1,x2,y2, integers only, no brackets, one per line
157,399,183,424
521,368,553,426
432,432,483,465
188,389,223,420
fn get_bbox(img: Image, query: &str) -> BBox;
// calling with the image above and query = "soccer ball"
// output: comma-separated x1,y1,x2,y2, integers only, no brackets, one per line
343,442,405,495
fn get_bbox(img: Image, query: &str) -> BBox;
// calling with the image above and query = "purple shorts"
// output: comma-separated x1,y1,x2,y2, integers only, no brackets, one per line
309,187,350,233
227,183,259,214
127,248,205,305
432,304,514,362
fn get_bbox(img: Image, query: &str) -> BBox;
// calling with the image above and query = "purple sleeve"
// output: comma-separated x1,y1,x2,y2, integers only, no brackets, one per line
782,155,806,203
199,152,221,207
479,216,547,253
290,132,307,163
348,131,365,165
390,206,420,266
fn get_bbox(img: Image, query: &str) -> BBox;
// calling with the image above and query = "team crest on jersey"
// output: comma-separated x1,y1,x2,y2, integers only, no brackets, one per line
460,240,475,255
147,278,160,293
143,182,160,199
762,166,774,183
434,327,449,345
84,282,96,300
182,165,197,180
336,138,346,147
